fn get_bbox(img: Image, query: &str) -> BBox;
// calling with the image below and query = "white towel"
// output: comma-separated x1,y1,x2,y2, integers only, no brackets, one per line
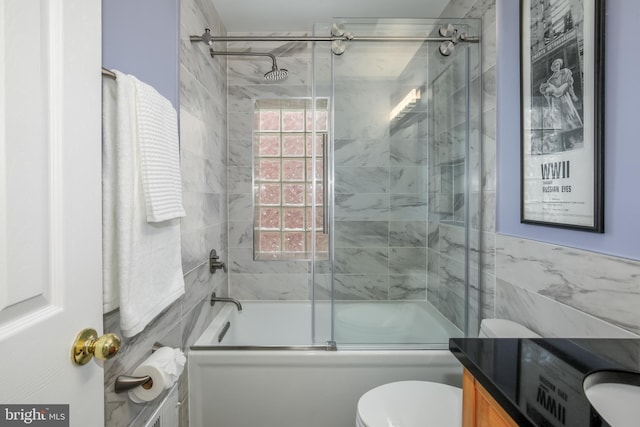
133,78,185,223
102,70,185,336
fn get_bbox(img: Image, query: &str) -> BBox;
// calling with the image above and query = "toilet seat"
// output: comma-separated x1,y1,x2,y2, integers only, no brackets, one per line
356,380,462,427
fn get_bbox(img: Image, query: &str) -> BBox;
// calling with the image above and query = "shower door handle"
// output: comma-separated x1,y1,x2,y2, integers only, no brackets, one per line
322,133,329,235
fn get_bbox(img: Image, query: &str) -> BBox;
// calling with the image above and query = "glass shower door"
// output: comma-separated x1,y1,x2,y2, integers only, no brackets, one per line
310,25,334,345
313,18,481,347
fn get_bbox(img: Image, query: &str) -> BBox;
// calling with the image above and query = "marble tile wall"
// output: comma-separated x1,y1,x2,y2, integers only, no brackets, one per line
332,75,399,301
495,235,640,337
391,13,485,333
424,46,471,330
430,0,497,335
177,1,229,424
226,36,314,299
103,1,228,426
385,49,433,303
391,53,438,309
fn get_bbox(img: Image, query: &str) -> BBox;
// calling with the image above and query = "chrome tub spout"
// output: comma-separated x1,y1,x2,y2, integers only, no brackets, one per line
210,292,243,311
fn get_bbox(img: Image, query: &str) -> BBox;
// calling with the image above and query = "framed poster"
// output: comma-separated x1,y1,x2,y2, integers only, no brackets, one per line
520,0,605,232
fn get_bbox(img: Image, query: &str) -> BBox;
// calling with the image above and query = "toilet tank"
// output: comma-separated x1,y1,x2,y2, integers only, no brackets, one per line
478,319,541,338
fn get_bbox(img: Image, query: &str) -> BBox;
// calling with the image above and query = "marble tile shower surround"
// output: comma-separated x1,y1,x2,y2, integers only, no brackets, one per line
104,0,229,426
430,0,498,332
495,235,640,337
226,20,488,310
225,32,432,302
401,17,484,331
227,63,316,299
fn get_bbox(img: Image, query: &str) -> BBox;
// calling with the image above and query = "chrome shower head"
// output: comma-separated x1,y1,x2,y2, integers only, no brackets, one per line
264,65,288,81
264,55,288,81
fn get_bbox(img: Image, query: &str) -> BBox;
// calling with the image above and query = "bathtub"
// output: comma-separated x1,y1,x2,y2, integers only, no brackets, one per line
188,301,464,427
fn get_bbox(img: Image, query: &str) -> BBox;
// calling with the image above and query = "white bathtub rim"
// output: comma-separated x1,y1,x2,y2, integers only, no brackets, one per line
194,300,462,349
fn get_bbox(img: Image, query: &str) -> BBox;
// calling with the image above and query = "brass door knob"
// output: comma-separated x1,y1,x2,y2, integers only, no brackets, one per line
71,328,121,366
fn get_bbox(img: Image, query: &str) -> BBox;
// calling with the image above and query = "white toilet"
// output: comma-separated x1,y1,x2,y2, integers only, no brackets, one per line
355,319,540,427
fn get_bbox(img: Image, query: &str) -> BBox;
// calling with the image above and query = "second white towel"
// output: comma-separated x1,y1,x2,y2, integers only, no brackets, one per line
134,78,186,223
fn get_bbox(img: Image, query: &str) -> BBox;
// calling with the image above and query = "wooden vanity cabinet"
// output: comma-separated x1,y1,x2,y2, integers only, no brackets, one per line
462,368,519,427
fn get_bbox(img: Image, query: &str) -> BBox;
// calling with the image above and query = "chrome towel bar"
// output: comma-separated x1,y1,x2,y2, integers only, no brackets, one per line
102,67,116,79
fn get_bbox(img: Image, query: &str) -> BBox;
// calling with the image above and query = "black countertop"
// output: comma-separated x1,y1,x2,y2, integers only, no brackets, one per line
449,338,640,427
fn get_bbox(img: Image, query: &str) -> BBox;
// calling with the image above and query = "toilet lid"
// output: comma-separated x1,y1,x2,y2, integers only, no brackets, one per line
357,381,462,427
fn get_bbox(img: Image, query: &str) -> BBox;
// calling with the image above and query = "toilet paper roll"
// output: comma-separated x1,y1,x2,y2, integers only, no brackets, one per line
128,347,186,403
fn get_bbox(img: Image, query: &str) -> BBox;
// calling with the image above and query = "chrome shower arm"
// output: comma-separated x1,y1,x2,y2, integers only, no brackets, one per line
208,49,288,80
190,29,283,74
209,49,277,69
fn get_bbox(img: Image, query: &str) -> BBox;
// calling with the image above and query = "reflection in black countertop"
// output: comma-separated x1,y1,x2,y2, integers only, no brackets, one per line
449,338,640,427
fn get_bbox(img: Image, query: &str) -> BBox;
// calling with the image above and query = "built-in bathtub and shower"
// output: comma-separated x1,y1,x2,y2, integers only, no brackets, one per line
188,18,482,427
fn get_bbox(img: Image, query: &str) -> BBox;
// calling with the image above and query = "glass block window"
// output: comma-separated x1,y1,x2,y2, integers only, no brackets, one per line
253,99,329,260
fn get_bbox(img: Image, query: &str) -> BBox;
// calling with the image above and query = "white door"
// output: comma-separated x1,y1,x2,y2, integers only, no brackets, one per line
0,0,104,424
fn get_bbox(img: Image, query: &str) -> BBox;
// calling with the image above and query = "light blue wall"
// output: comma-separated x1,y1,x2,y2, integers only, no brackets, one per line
102,0,180,109
496,0,640,260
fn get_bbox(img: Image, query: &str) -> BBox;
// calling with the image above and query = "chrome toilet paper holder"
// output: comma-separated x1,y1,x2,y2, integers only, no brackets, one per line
114,342,166,393
115,374,153,393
